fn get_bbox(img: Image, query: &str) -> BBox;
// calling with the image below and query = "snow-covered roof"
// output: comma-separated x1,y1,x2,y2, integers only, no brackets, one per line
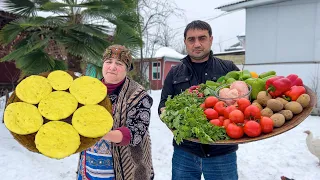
154,47,186,60
238,32,245,37
214,49,245,55
216,0,290,12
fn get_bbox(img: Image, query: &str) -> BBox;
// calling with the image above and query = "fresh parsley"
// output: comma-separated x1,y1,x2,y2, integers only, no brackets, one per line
160,91,228,145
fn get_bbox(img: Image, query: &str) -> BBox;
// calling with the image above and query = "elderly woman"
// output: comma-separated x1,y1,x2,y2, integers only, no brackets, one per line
77,45,154,180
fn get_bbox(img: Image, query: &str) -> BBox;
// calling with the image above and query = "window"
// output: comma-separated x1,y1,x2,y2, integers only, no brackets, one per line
152,62,161,80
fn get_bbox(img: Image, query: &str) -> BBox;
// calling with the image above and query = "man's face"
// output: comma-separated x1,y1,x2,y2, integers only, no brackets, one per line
184,29,213,62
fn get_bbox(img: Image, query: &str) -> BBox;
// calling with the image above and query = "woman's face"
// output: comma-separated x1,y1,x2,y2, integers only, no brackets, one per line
102,58,127,84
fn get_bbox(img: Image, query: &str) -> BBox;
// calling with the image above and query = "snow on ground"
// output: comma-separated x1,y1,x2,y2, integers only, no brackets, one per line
1,91,320,180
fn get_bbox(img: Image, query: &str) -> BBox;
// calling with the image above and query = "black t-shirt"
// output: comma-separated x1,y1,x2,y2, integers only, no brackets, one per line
191,61,208,84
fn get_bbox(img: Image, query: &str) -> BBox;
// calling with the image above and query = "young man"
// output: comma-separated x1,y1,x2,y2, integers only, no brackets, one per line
158,20,240,180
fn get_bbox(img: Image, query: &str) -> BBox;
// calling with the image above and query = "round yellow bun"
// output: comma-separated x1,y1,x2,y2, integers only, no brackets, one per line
69,76,106,105
16,75,52,104
72,104,113,138
4,102,43,135
47,70,74,90
38,91,78,121
35,121,81,159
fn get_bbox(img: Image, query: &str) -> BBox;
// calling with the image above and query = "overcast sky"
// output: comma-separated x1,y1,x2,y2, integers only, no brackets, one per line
168,0,246,52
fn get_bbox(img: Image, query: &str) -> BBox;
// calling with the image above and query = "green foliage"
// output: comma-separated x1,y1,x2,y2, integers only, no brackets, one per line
160,91,228,144
1,0,141,76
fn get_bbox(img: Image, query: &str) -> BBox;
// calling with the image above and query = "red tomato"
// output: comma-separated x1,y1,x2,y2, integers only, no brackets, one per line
223,119,231,128
209,119,223,126
260,116,274,134
204,96,218,108
228,110,244,123
237,98,251,112
218,116,225,121
204,108,219,120
244,121,262,137
214,101,227,116
223,105,237,119
200,103,206,109
244,105,261,120
226,123,244,139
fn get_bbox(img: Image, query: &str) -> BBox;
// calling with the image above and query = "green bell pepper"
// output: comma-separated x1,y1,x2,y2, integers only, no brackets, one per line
239,70,252,80
206,80,220,87
224,71,240,80
245,78,265,100
217,76,226,83
226,78,236,84
259,71,276,79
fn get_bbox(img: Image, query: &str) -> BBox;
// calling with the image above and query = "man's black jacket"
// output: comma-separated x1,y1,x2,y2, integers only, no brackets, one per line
158,51,240,158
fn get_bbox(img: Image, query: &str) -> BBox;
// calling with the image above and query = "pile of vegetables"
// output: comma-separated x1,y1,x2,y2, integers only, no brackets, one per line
160,86,228,144
161,70,312,144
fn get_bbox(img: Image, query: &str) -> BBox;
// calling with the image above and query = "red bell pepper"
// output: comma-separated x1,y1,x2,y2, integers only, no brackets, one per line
286,74,303,86
284,86,306,101
265,76,292,97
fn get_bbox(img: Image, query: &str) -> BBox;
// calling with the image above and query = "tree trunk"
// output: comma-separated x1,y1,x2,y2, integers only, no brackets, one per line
140,47,144,79
67,53,82,73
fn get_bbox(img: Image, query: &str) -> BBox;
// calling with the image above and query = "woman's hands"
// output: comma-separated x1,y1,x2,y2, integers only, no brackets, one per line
103,130,123,143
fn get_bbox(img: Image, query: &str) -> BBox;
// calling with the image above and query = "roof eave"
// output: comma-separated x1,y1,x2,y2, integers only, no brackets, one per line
163,56,184,61
216,0,289,12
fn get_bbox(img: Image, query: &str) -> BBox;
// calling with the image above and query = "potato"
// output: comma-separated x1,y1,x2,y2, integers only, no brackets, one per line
270,113,285,127
279,110,293,121
252,102,263,111
296,94,310,108
257,91,272,107
252,100,259,104
285,101,303,114
261,107,273,117
276,97,289,106
267,99,284,112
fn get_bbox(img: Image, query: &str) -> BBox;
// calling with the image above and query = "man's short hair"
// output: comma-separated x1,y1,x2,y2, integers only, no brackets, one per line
184,20,212,39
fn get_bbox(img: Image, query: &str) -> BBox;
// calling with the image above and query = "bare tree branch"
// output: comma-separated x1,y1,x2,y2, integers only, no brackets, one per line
135,0,185,88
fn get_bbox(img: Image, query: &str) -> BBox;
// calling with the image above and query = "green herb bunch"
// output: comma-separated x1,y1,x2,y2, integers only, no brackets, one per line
160,90,228,144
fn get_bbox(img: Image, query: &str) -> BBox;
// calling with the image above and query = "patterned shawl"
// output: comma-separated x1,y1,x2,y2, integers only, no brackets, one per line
111,77,154,180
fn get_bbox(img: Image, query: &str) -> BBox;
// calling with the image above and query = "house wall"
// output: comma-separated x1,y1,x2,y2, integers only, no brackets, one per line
246,0,320,64
163,60,181,85
149,59,181,90
149,59,163,90
215,54,245,65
